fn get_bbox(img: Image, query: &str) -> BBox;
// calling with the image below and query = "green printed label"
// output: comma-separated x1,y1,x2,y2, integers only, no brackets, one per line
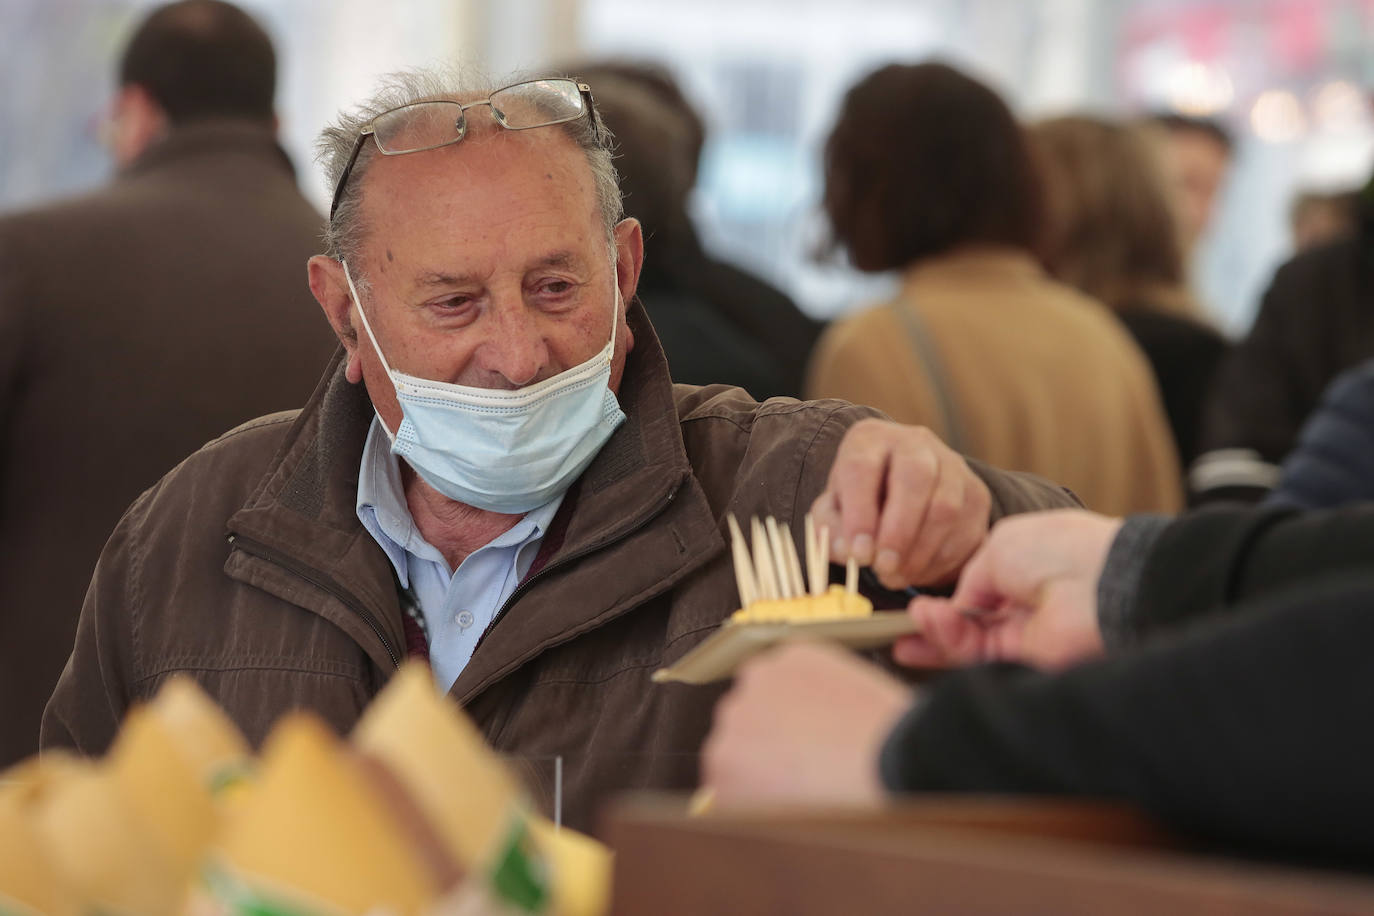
488,816,550,913
201,864,341,916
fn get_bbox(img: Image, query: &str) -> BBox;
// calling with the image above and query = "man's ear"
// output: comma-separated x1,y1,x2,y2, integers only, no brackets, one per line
107,85,168,167
308,255,364,383
613,217,644,309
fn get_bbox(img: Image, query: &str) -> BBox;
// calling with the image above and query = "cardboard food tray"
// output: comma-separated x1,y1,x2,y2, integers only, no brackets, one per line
651,611,918,685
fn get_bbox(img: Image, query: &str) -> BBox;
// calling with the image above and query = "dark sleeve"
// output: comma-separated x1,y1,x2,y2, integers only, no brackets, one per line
965,457,1083,520
1116,310,1229,467
1095,514,1172,649
1126,504,1374,640
880,572,1374,859
1265,359,1374,510
40,490,147,756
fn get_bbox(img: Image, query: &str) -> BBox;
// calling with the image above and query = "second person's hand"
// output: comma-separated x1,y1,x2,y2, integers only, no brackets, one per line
894,509,1123,670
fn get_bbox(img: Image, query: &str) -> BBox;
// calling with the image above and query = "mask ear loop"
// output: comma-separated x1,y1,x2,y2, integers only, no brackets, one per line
342,260,403,442
343,260,399,380
606,253,624,364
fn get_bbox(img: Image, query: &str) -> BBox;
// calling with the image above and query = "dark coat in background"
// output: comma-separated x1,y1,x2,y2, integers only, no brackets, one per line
1192,182,1374,502
0,119,338,765
1266,357,1374,510
636,231,819,400
1115,305,1229,467
592,73,821,400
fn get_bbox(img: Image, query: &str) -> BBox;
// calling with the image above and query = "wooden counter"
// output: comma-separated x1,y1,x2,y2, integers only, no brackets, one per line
603,796,1374,915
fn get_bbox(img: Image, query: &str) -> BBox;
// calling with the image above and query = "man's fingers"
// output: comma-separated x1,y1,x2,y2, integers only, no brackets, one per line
921,468,991,584
871,447,938,587
946,540,1004,613
892,633,953,668
896,597,966,667
892,456,966,586
826,423,888,564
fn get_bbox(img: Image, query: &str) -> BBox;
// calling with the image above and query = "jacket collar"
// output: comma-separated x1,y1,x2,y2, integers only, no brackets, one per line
120,118,296,181
226,300,722,691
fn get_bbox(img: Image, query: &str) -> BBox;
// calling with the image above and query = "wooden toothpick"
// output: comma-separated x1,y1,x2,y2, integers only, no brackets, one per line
751,517,778,601
819,524,831,593
780,523,806,598
726,514,757,608
764,517,794,599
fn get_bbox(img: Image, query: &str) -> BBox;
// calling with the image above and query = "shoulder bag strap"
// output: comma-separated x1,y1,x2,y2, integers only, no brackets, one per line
888,301,969,454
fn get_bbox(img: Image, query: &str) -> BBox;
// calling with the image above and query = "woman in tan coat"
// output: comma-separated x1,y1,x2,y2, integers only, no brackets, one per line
806,62,1182,514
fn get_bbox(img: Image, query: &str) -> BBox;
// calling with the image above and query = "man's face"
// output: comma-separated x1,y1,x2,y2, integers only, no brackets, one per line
313,123,641,436
1164,129,1231,254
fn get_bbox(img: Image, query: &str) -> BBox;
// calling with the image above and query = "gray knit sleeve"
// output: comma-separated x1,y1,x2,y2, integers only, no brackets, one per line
1096,514,1172,650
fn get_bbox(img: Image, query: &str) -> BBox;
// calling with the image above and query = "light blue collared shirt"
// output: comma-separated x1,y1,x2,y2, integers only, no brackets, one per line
355,417,563,693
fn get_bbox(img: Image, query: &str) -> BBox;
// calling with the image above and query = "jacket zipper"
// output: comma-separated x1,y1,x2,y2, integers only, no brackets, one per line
473,478,684,656
226,533,402,668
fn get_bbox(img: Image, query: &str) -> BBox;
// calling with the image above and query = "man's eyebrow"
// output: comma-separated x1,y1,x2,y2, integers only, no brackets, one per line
532,251,582,270
410,252,585,288
414,270,472,288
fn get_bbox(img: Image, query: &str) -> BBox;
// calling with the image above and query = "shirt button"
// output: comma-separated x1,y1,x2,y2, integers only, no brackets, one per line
455,610,475,629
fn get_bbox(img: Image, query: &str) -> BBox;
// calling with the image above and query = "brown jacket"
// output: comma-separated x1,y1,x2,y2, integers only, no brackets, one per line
806,247,1184,516
43,304,1077,830
0,120,338,765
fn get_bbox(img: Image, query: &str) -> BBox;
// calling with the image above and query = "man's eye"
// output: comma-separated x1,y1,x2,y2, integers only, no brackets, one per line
538,279,574,296
435,296,473,310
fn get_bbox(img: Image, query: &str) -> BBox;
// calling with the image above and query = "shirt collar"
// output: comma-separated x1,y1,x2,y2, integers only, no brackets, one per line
355,415,563,584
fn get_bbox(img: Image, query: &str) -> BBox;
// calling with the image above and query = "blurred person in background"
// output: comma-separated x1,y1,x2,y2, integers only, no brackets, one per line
0,0,336,766
805,62,1181,516
1192,174,1374,504
1144,112,1234,263
1290,188,1361,254
1031,115,1229,468
573,60,821,399
573,68,789,398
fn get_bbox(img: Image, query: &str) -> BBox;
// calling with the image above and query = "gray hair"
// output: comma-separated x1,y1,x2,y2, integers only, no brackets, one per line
316,66,623,267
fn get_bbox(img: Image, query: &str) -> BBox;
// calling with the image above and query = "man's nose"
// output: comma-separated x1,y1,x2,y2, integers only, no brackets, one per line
474,302,549,389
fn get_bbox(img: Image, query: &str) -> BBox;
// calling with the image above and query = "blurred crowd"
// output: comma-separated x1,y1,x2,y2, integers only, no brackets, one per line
4,0,1374,889
588,53,1374,518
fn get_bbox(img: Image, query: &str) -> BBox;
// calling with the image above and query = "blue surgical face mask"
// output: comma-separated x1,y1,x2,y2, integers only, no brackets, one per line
343,261,626,514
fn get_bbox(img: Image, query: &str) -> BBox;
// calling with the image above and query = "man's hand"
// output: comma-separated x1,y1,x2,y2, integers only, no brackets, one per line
894,509,1122,670
701,642,915,809
812,419,991,589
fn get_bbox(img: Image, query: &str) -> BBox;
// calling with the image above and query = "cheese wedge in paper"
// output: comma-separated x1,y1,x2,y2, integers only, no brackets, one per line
143,675,251,792
30,763,188,916
352,664,523,868
212,713,439,916
0,787,79,916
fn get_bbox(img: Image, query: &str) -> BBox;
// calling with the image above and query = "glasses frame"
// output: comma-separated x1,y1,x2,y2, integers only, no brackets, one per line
328,78,600,221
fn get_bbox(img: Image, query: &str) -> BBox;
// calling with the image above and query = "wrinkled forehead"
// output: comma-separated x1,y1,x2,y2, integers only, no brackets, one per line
354,117,607,267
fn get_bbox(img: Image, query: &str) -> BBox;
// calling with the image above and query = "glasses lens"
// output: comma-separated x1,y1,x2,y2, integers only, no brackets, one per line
490,79,585,129
371,101,465,154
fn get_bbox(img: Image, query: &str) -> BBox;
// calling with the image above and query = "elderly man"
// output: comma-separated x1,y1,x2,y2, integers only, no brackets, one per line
43,70,1073,829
